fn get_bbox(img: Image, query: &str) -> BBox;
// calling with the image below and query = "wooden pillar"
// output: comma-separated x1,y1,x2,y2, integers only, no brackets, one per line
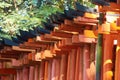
79,47,84,80
0,62,3,68
14,74,17,80
75,47,81,80
34,65,39,80
44,61,48,80
51,57,61,80
9,75,12,80
115,33,120,80
67,52,70,80
48,60,52,80
59,54,68,80
90,44,96,80
83,44,90,80
19,69,23,80
51,59,56,80
103,34,114,80
39,61,45,80
74,47,84,80
117,18,120,26
117,0,120,4
10,74,15,80
29,66,35,80
96,34,103,80
55,58,61,80
38,64,40,80
23,67,29,80
16,70,21,80
67,49,76,80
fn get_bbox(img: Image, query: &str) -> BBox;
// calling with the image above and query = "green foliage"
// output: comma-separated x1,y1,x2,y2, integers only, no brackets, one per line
0,0,64,38
0,0,95,39
0,2,12,8
83,1,95,8
0,30,11,39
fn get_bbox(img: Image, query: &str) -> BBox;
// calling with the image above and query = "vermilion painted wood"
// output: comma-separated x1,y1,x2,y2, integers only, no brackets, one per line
43,50,53,58
74,16,99,23
64,19,77,26
16,70,20,80
66,52,70,80
12,46,35,53
51,59,56,80
84,30,97,38
63,17,97,34
40,34,62,41
51,31,73,38
67,49,76,80
38,64,40,80
19,45,44,50
0,68,16,75
79,47,83,80
74,47,85,80
28,38,34,42
103,34,114,80
117,18,120,26
55,58,61,80
75,47,80,80
58,45,74,51
23,67,29,80
59,38,72,46
90,44,96,80
74,20,97,26
99,3,120,12
84,12,97,19
44,61,49,80
22,42,47,48
117,41,120,80
39,61,45,80
1,76,11,80
20,69,23,80
0,49,28,59
57,39,81,50
14,74,17,80
2,55,18,60
115,33,120,80
48,60,52,80
110,3,120,9
0,53,20,59
29,66,34,80
55,50,69,56
34,65,39,80
64,19,97,28
44,61,48,80
52,43,61,54
35,40,55,45
0,62,3,68
59,54,68,80
117,0,120,4
59,24,83,32
72,34,97,44
83,44,90,80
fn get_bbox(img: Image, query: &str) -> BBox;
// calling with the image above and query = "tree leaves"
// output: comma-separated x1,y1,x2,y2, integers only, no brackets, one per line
0,0,95,39
0,2,12,8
